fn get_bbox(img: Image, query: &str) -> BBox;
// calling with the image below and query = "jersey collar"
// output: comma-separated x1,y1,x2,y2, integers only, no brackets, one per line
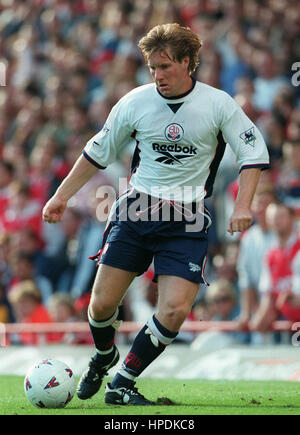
156,78,196,100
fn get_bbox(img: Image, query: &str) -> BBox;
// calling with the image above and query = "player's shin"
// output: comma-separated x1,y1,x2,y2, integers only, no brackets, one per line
88,307,121,362
110,315,178,388
77,308,121,400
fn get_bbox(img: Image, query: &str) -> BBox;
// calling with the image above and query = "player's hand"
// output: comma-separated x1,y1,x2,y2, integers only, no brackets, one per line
42,195,67,223
227,207,252,235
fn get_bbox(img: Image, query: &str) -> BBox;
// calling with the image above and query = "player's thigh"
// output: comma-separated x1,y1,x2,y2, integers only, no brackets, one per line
156,274,199,331
91,234,153,317
90,264,136,316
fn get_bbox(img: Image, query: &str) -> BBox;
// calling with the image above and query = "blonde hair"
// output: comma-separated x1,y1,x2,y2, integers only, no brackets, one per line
8,280,41,305
47,294,74,313
205,279,236,303
138,23,202,75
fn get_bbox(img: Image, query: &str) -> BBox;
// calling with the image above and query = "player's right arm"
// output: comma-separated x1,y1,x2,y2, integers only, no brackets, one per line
42,154,98,223
43,94,134,224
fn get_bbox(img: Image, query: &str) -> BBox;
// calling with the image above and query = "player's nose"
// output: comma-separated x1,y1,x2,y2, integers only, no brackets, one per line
154,69,164,81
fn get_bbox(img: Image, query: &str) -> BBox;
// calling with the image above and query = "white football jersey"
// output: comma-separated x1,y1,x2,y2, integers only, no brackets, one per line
84,80,269,202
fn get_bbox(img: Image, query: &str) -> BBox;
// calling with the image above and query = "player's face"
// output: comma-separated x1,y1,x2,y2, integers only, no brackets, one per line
147,48,192,97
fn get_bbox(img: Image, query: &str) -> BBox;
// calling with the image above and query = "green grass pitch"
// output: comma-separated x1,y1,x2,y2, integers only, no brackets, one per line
1,376,300,415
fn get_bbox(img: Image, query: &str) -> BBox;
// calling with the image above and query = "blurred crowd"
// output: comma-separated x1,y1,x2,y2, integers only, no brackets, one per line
0,0,300,346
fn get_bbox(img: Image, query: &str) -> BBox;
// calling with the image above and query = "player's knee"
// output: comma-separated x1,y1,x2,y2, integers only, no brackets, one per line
160,302,190,330
89,296,117,320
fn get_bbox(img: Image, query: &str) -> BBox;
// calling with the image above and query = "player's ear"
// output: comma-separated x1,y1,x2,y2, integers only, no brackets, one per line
181,56,190,72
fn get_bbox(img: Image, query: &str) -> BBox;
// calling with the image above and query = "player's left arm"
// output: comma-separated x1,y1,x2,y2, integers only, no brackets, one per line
218,92,270,234
227,167,260,235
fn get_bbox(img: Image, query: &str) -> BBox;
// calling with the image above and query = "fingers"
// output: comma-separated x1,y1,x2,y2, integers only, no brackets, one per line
42,197,66,223
42,212,61,223
227,221,234,236
42,206,62,223
227,215,253,235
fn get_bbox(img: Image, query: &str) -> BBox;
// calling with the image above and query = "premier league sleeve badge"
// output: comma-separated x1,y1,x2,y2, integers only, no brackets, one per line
239,127,256,147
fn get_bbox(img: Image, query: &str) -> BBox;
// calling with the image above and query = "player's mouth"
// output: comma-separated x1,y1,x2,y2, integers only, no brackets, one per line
158,83,170,93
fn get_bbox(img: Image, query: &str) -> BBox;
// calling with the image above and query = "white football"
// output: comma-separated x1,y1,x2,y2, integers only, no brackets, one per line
24,359,76,409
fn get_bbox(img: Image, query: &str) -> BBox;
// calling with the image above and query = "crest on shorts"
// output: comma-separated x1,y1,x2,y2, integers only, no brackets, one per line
164,123,184,142
239,127,256,147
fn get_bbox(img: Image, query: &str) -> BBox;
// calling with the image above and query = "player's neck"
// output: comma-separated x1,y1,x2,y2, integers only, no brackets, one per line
157,77,196,100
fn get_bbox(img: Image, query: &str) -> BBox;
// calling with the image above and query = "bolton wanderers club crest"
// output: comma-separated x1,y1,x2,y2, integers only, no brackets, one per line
164,123,184,142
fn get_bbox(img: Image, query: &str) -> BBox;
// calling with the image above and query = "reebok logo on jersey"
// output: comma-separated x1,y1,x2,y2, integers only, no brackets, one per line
152,143,197,165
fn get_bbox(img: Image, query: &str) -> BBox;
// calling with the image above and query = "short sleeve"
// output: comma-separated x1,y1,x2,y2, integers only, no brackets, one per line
83,98,134,169
219,92,270,172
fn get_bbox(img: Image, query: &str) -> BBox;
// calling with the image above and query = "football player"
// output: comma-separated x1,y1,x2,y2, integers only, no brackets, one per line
43,23,269,405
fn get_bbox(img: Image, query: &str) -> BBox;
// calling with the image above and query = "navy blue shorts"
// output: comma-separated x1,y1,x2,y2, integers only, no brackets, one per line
90,190,211,284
